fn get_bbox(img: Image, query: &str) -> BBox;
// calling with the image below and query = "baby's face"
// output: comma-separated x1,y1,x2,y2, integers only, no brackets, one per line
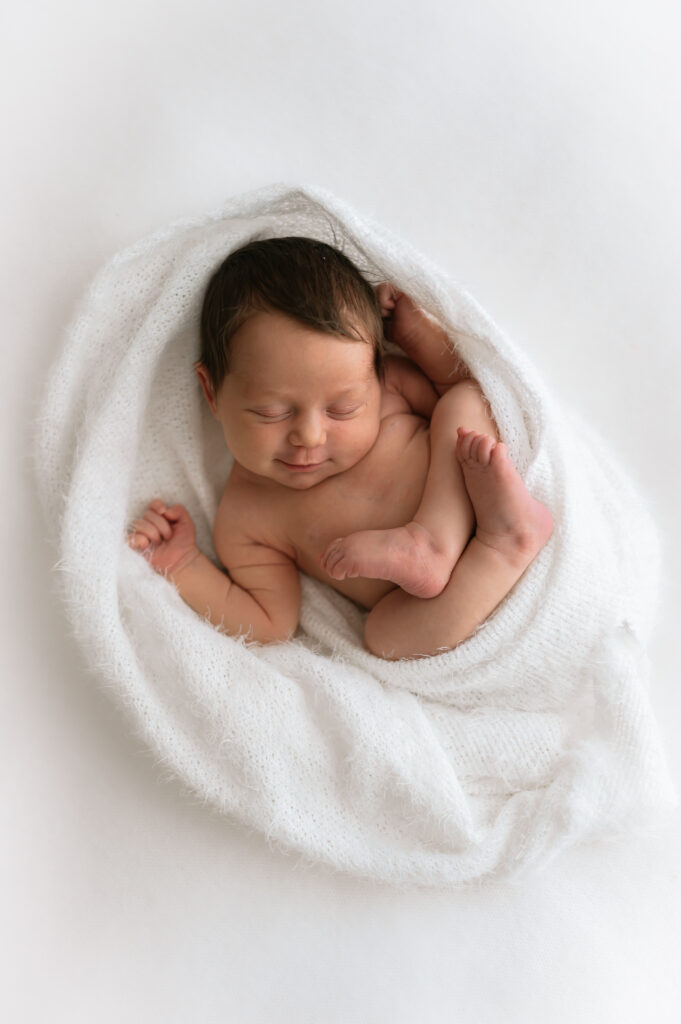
198,311,383,490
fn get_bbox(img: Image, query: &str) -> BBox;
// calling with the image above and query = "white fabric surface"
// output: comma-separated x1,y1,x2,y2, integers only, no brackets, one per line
33,184,675,886
6,2,681,1020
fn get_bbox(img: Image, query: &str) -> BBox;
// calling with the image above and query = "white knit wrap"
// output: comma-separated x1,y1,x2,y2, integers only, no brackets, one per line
34,184,675,886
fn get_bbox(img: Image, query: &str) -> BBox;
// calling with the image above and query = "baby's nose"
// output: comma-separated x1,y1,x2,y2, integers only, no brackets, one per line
289,410,326,447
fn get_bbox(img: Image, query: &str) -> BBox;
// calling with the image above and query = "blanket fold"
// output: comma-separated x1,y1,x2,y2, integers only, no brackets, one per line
34,184,675,886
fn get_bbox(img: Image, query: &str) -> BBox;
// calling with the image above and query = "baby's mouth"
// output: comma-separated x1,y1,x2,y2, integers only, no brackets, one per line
277,458,326,471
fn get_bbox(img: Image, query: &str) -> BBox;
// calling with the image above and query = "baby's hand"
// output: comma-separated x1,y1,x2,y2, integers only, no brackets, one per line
376,281,468,392
375,283,424,349
128,499,199,577
375,282,401,318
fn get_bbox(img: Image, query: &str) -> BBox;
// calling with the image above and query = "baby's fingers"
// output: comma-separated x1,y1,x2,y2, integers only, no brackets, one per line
375,282,399,316
132,509,172,543
128,532,149,550
129,519,160,545
145,508,173,540
162,504,189,523
129,511,168,546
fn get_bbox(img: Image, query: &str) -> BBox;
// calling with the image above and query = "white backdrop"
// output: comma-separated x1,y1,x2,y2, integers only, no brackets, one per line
3,2,680,1021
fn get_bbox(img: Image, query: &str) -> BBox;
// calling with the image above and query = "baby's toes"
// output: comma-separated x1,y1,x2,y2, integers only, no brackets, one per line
320,538,341,571
456,427,475,462
490,440,509,465
321,539,348,578
328,548,347,574
473,434,496,465
328,560,349,580
464,430,491,464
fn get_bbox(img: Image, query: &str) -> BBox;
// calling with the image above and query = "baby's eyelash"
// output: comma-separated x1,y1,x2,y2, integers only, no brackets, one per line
249,404,363,421
327,407,360,418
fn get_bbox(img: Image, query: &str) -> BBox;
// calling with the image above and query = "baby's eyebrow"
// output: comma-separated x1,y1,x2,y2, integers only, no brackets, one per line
333,383,368,395
247,378,372,400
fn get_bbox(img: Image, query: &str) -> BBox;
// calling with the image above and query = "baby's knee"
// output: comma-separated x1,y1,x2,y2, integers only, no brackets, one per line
430,380,498,442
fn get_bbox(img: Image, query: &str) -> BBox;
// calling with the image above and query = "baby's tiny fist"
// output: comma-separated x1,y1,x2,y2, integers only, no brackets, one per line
376,283,399,318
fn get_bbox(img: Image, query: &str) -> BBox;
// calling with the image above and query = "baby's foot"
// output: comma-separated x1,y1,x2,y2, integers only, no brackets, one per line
456,428,554,566
320,522,456,600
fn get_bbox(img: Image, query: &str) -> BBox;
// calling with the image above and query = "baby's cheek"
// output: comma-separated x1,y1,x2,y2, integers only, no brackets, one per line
353,423,381,462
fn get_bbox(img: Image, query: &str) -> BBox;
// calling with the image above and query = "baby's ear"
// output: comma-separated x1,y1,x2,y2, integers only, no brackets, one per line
195,362,218,416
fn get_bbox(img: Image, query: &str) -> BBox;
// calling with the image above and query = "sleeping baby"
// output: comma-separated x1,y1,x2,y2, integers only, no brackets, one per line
128,238,553,658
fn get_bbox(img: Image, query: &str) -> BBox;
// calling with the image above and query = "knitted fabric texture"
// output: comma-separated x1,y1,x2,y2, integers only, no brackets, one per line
34,184,675,887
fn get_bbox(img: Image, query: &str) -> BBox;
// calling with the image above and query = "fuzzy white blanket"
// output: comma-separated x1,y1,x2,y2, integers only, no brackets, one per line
34,184,675,886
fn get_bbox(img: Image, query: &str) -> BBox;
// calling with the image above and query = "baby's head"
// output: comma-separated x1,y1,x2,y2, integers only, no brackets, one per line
196,238,387,489
198,236,384,396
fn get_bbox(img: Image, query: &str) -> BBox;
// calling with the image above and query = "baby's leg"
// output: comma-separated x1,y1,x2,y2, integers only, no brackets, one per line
363,431,554,660
321,381,492,599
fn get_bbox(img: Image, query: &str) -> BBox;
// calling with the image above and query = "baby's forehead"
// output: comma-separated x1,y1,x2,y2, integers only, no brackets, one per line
236,361,376,397
224,311,379,397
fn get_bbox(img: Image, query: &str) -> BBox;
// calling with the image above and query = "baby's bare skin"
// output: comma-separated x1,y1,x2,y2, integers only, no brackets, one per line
317,287,488,599
129,290,554,657
219,372,449,611
221,367,504,608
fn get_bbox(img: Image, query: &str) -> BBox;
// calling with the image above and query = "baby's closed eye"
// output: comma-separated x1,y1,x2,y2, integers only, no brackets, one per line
249,404,364,420
327,404,362,418
249,407,290,420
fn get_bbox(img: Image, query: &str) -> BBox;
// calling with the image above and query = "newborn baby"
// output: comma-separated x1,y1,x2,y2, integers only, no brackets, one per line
128,238,553,658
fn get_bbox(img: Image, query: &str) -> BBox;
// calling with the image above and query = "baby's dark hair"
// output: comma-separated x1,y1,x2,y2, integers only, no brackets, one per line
199,236,384,392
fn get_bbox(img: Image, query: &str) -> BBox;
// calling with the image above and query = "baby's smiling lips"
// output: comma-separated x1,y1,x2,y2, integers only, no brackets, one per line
278,456,326,470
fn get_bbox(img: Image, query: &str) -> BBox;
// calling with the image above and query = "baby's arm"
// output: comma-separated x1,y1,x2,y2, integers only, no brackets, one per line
382,354,439,419
378,284,470,395
129,500,300,643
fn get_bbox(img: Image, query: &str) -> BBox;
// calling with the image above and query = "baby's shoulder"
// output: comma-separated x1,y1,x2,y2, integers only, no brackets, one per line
380,353,438,419
380,354,419,415
215,467,268,536
214,467,295,561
